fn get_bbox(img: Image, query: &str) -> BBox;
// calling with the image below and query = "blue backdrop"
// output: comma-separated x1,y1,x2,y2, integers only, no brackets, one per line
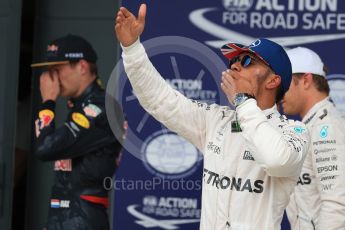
112,1,345,229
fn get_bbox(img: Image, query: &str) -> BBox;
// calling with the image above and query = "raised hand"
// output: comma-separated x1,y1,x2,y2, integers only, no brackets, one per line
221,70,255,105
40,70,60,102
115,4,147,47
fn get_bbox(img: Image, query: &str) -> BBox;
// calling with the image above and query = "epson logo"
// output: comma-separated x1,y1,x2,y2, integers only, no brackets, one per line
223,0,254,11
317,165,338,173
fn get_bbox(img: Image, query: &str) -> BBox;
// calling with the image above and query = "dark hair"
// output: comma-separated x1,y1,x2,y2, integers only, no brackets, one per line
293,73,330,95
312,74,330,95
275,83,284,103
88,62,98,75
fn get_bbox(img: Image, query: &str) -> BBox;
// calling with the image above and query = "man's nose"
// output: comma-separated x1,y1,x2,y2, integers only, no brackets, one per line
230,60,241,72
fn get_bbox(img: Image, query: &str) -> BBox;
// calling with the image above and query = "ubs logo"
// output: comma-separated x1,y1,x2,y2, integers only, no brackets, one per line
222,0,254,11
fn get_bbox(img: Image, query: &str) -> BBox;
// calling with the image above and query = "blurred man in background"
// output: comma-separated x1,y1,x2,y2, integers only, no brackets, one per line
283,47,345,230
32,34,123,230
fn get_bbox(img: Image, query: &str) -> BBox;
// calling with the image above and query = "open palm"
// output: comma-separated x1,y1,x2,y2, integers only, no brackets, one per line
115,4,147,47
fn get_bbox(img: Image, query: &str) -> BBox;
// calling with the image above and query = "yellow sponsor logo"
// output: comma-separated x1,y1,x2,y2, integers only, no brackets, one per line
72,112,90,129
38,109,55,126
96,78,104,89
39,109,54,119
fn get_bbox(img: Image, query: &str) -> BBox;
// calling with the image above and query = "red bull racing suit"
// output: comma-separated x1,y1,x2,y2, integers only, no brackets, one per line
34,79,123,230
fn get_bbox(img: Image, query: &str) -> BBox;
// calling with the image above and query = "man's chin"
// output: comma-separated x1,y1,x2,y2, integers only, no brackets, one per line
282,107,294,116
60,91,68,98
281,103,292,115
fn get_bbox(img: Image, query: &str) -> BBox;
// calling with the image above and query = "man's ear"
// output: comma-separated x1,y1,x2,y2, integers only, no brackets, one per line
78,59,90,75
300,73,313,89
266,74,281,90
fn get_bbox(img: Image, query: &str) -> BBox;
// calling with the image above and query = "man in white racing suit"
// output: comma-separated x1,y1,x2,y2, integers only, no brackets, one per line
283,47,345,230
115,4,310,230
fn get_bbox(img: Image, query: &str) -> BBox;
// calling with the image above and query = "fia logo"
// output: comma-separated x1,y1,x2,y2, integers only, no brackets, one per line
223,0,254,11
320,125,329,138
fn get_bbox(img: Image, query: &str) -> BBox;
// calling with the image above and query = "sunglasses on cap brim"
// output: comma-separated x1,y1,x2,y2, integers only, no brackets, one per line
228,54,256,69
228,54,275,74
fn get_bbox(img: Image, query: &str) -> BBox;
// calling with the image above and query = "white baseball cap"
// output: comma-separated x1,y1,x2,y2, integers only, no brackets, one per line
286,47,325,77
